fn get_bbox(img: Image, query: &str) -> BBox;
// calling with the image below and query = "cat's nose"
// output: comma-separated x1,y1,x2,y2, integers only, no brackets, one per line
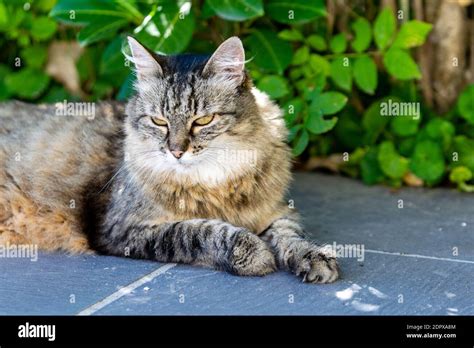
171,150,184,159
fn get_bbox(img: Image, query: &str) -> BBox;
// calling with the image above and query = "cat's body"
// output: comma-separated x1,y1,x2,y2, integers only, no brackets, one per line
0,101,123,251
0,37,339,283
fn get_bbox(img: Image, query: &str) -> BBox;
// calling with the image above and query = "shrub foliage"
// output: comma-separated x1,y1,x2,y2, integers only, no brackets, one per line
0,0,472,190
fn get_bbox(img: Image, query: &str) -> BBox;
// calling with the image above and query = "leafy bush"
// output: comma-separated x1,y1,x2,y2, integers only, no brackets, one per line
0,0,473,191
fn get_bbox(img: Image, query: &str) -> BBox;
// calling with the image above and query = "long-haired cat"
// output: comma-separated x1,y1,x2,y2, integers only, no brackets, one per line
0,37,339,283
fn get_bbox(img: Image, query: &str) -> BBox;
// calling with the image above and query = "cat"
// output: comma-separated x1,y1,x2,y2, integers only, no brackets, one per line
0,37,339,283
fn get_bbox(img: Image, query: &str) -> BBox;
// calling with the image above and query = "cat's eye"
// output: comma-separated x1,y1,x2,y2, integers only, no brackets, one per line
150,116,168,127
193,115,214,127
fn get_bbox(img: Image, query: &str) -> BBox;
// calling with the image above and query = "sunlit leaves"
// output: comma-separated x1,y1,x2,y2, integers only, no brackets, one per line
392,20,432,49
410,140,445,185
265,0,325,24
351,17,371,52
5,68,50,99
383,47,421,80
246,29,292,74
374,8,395,50
206,0,263,21
353,55,377,94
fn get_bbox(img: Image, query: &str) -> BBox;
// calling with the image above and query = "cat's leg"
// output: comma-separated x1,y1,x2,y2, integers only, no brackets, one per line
98,219,276,276
260,216,339,283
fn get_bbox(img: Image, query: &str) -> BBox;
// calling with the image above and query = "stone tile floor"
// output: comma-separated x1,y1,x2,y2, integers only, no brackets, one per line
1,173,472,315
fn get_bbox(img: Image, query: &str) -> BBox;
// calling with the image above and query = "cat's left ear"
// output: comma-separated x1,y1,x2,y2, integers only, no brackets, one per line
202,37,245,85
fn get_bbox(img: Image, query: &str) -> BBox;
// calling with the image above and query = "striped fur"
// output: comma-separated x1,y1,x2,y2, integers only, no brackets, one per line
261,217,339,283
0,37,339,283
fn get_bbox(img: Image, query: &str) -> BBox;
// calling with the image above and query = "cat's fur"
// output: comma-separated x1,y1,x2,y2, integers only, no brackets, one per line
0,37,339,283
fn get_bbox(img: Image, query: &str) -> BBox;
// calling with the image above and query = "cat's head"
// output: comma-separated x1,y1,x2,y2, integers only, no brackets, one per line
124,36,265,185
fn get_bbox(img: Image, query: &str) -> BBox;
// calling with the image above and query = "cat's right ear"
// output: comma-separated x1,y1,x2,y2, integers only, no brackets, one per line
127,36,163,79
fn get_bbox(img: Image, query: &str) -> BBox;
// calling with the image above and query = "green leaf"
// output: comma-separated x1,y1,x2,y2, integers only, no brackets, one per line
334,108,365,150
100,36,126,75
206,0,263,21
383,47,421,80
278,29,303,41
31,17,57,41
0,65,11,101
329,33,347,53
38,0,58,11
449,166,472,184
425,118,455,151
257,75,289,99
362,97,393,144
136,1,195,54
288,124,303,142
457,84,474,124
77,19,127,46
305,92,344,134
0,2,8,28
398,136,416,157
40,85,74,103
291,46,309,65
99,53,128,91
391,115,421,137
353,55,377,94
351,17,372,53
452,136,474,173
374,8,396,50
246,29,292,74
265,0,325,24
21,46,47,69
392,20,432,49
301,74,326,96
330,57,352,91
5,68,50,99
308,54,330,76
117,72,135,101
410,140,445,185
92,80,113,99
312,91,347,115
378,141,408,180
306,105,337,134
50,0,132,25
361,147,385,185
292,129,309,156
201,0,216,19
307,35,327,51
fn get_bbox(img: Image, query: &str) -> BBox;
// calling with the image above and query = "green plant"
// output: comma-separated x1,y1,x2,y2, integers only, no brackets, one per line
0,0,57,100
0,0,472,191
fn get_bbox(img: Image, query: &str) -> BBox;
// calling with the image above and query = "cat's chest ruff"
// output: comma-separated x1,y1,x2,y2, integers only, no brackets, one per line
155,175,279,232
159,175,257,217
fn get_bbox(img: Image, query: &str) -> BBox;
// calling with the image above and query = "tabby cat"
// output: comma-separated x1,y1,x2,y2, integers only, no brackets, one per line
0,37,339,283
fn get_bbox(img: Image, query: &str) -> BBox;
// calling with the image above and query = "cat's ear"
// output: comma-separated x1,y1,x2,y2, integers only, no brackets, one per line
127,36,163,79
202,37,245,85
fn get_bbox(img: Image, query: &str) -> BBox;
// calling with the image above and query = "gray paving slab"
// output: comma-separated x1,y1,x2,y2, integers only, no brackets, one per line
0,173,472,315
293,173,474,261
93,253,473,315
0,253,160,315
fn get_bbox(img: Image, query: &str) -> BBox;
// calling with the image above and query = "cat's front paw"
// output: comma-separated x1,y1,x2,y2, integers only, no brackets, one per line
294,246,339,284
227,231,276,277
